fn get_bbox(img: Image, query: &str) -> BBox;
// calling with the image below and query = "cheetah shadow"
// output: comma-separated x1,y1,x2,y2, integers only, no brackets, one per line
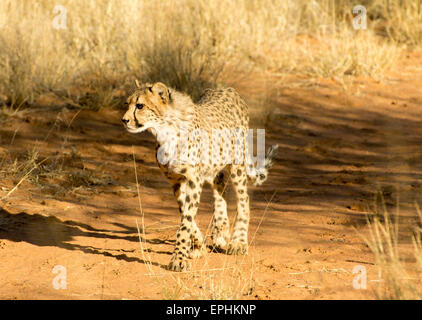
0,208,172,269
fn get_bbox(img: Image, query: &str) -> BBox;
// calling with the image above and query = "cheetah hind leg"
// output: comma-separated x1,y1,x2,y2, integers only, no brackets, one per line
210,171,230,252
227,241,248,255
226,164,249,256
188,220,206,259
211,216,230,252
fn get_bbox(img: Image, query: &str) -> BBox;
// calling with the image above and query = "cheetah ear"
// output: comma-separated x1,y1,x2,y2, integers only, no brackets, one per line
135,79,141,89
151,82,170,104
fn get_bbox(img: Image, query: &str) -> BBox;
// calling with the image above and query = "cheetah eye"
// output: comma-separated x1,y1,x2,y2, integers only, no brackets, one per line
136,103,144,110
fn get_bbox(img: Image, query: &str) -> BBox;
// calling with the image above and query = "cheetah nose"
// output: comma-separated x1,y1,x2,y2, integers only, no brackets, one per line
121,118,129,125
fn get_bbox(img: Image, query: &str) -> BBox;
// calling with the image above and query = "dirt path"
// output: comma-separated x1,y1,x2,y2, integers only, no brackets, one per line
0,53,421,299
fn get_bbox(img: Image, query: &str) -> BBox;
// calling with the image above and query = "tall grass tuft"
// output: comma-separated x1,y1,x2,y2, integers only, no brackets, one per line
365,199,422,299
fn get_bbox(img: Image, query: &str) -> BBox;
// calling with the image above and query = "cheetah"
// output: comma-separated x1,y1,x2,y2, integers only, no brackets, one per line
122,81,278,271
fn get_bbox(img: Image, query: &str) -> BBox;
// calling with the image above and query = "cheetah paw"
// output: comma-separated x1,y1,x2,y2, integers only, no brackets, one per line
210,236,228,252
213,236,227,248
227,241,248,255
188,246,206,259
168,256,190,272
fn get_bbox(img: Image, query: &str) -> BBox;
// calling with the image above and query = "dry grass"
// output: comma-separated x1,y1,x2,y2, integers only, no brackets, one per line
0,0,419,109
158,263,256,300
365,196,422,299
0,106,116,200
0,146,115,201
368,0,422,46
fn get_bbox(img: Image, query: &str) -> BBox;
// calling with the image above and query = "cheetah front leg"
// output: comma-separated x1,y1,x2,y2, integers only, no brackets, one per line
169,178,204,271
227,165,250,255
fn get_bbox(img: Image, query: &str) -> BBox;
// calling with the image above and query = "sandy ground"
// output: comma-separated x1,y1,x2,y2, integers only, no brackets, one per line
0,52,421,300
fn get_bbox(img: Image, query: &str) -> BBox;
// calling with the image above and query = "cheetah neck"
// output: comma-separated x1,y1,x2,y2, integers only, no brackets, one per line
165,89,195,123
149,89,196,147
151,119,191,148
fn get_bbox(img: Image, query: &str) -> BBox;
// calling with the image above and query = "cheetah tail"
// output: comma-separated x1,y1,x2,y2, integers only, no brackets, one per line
247,144,279,186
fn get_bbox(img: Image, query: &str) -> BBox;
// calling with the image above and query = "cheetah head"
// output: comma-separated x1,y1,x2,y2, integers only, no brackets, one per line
121,81,170,134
